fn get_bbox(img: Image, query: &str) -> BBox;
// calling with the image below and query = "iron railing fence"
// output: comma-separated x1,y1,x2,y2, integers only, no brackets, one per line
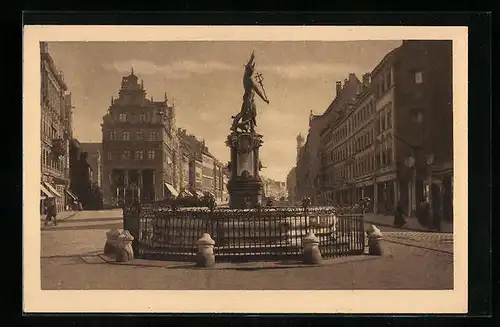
124,204,365,262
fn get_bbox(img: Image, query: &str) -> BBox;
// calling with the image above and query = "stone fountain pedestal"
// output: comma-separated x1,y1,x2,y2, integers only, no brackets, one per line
226,131,264,209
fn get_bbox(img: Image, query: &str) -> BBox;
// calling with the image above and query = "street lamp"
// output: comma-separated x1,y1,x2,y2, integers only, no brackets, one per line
404,155,417,216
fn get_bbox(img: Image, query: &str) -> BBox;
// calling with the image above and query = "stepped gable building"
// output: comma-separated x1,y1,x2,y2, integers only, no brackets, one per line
101,69,180,206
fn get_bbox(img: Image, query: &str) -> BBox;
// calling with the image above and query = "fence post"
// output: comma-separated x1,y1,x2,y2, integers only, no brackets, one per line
196,233,216,267
123,204,140,255
302,232,322,264
302,197,311,233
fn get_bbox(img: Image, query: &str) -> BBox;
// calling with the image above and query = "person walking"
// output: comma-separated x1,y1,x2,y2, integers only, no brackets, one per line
393,202,407,228
44,198,58,226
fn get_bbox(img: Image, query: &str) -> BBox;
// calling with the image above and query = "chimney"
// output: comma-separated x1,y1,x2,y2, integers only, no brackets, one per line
343,78,348,88
335,81,342,97
362,73,371,85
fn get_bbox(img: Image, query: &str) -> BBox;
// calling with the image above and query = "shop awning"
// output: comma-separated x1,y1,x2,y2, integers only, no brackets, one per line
164,183,179,197
65,189,78,201
43,182,62,198
41,184,54,198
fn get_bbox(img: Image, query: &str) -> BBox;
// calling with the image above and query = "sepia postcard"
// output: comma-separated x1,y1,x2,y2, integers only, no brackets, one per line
23,25,468,314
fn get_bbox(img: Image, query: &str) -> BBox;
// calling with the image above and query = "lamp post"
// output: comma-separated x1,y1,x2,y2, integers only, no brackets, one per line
425,153,435,217
404,155,417,216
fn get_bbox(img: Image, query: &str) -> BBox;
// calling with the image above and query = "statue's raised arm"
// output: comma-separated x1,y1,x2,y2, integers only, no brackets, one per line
231,50,270,133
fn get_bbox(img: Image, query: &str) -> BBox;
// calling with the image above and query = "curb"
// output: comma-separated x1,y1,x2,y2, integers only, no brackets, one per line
98,254,381,270
40,211,79,227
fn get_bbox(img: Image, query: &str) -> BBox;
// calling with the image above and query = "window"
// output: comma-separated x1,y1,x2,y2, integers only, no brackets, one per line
135,150,144,160
148,131,157,141
123,150,130,160
122,131,130,141
136,131,143,140
109,131,116,140
415,71,423,84
387,105,392,129
147,150,156,160
107,151,113,161
380,109,386,131
410,109,424,124
139,113,146,122
119,113,127,122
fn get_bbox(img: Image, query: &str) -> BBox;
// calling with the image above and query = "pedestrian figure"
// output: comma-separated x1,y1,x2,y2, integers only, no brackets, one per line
44,199,58,226
393,202,406,228
417,200,429,227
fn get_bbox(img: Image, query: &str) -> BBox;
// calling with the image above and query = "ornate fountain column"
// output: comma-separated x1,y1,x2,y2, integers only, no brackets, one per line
225,131,264,209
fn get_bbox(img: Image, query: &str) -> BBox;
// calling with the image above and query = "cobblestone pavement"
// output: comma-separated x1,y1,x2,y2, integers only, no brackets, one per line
382,232,453,254
41,240,453,290
41,209,122,258
364,213,453,233
40,209,453,290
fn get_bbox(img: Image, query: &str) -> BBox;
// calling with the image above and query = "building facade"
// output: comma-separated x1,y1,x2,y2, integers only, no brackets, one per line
296,73,361,205
69,139,97,209
318,40,453,221
201,152,215,195
40,42,73,213
80,142,103,188
101,70,180,206
263,177,287,201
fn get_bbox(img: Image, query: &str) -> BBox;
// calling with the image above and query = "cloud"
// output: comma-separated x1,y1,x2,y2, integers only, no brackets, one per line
102,59,237,79
261,62,367,79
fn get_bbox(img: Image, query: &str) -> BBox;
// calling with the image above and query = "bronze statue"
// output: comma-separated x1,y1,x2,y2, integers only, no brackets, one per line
231,51,270,133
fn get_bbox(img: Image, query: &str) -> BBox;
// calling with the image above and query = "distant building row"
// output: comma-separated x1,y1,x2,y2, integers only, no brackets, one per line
100,70,229,207
289,40,453,222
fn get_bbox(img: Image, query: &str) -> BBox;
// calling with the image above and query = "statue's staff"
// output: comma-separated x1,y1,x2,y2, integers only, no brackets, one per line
255,72,269,102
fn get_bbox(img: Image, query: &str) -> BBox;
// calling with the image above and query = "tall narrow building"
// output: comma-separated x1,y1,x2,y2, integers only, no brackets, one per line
101,70,179,206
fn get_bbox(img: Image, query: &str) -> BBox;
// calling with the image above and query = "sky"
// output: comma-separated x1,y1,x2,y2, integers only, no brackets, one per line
47,40,402,181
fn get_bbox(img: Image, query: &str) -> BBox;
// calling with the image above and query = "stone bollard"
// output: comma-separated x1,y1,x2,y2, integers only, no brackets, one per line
116,230,135,262
367,224,383,256
104,228,122,257
302,232,322,264
196,233,216,267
